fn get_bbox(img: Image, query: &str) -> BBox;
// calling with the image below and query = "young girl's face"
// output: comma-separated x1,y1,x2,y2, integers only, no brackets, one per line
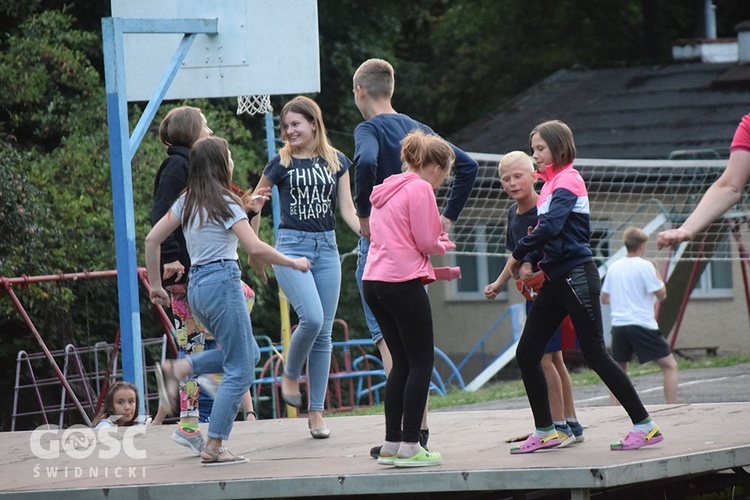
499,161,535,201
282,111,315,154
111,388,137,425
530,133,554,172
199,113,213,140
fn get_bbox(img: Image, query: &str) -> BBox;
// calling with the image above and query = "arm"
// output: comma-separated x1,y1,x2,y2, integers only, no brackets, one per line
657,150,750,248
246,174,276,282
601,291,610,304
651,260,667,302
337,170,361,235
241,185,271,219
442,144,479,222
232,219,310,272
353,123,379,239
409,186,455,255
151,165,187,268
145,210,182,307
485,262,514,300
512,189,576,261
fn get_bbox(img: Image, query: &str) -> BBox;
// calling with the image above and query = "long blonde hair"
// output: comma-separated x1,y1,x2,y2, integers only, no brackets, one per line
278,96,342,173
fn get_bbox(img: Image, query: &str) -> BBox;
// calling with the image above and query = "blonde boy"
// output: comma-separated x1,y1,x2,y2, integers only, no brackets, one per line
485,151,584,445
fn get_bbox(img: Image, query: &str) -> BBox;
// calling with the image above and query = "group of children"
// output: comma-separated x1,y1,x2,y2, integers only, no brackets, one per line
92,57,693,468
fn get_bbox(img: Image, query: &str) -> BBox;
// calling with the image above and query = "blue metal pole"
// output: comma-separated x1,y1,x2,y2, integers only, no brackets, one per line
102,17,147,416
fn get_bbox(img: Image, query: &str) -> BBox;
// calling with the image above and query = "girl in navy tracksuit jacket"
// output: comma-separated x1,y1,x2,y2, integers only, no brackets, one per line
505,120,663,454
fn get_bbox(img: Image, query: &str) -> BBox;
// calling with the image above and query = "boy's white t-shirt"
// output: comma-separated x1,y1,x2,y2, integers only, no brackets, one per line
171,194,247,266
602,256,664,330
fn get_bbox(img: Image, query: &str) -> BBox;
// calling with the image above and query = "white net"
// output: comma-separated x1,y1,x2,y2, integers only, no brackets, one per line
436,153,750,270
236,94,272,116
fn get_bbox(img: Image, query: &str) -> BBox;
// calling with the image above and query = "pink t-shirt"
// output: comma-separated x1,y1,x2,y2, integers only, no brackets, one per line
730,113,750,153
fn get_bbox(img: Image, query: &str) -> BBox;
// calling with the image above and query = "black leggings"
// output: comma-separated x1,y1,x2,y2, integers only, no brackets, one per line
363,278,433,443
517,262,649,428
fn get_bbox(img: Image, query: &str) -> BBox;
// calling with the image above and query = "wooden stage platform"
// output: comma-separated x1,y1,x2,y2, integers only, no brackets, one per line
2,403,749,499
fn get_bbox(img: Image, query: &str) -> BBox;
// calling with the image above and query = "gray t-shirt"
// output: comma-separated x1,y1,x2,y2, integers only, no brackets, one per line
171,194,247,266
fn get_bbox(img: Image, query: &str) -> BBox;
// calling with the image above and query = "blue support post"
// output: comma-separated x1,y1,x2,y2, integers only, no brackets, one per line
101,17,217,418
102,17,147,416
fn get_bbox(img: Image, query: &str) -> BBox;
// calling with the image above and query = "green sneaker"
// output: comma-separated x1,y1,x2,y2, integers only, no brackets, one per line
393,447,442,468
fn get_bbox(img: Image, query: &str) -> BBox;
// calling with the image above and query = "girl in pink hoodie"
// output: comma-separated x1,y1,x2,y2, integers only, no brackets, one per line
362,130,457,468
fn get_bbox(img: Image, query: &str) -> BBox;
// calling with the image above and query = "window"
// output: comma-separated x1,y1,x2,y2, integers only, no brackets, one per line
448,224,506,300
690,236,733,299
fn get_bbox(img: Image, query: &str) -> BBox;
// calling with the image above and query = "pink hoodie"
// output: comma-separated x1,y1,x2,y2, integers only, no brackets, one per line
362,172,456,284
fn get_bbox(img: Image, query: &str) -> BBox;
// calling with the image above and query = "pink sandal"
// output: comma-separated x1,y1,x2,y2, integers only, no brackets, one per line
510,433,561,454
610,427,664,451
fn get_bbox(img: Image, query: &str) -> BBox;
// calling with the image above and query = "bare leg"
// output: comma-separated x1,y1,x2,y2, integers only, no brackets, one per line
242,391,256,421
551,351,577,419
655,354,679,404
542,352,564,422
609,361,628,405
151,405,168,425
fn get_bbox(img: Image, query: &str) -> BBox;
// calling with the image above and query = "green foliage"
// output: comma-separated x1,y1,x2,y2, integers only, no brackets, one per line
0,10,101,149
3,0,750,429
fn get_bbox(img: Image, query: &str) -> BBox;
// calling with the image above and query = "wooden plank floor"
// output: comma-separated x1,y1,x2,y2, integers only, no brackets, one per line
1,402,749,499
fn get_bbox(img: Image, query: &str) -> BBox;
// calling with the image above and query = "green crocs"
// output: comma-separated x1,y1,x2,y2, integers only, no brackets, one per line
376,454,397,466
393,447,442,468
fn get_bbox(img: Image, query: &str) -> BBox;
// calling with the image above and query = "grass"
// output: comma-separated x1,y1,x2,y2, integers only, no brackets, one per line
331,354,750,417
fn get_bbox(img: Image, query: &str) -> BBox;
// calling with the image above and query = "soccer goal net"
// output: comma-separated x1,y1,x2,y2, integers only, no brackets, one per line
436,153,750,274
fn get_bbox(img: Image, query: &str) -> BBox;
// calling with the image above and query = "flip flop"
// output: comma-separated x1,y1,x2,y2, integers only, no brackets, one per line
200,447,248,466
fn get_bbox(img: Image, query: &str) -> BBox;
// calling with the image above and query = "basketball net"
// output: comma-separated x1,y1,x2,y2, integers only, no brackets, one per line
236,94,272,116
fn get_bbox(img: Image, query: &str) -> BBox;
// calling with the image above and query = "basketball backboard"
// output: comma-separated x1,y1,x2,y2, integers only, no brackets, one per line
110,0,320,102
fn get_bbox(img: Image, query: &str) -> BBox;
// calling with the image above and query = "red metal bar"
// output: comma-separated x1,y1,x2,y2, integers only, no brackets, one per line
3,285,92,426
731,223,750,331
2,267,176,427
669,234,709,351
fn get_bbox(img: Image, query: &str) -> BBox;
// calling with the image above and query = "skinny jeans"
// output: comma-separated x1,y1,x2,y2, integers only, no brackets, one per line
517,261,649,429
273,229,340,412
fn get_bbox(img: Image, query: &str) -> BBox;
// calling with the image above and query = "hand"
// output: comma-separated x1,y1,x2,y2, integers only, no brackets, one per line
293,257,311,272
438,231,456,251
247,254,268,284
358,217,371,240
150,287,170,307
518,262,534,281
484,281,501,300
657,228,693,249
440,215,453,233
163,260,185,282
651,259,664,280
242,186,271,214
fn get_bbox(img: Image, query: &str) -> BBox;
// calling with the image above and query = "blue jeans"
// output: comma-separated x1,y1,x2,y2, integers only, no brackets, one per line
186,260,260,440
355,237,383,344
273,229,341,412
